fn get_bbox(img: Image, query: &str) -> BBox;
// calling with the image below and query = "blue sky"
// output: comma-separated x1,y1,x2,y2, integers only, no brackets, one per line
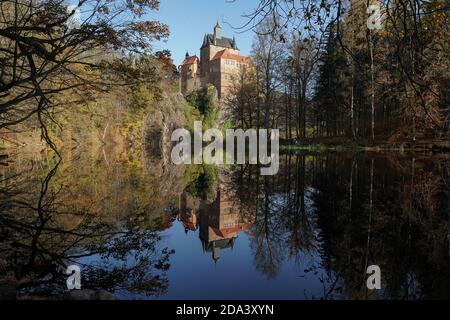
150,0,259,66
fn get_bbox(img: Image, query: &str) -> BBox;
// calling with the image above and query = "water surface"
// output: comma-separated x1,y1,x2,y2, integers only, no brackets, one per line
1,148,449,299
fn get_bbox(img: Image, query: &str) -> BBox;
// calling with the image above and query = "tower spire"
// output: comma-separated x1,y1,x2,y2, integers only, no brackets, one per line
214,21,222,40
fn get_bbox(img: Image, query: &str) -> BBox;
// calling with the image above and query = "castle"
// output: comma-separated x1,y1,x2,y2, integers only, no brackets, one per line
179,23,252,100
178,174,255,263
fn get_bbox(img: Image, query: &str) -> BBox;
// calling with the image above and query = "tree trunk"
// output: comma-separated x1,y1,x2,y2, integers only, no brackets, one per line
369,29,375,143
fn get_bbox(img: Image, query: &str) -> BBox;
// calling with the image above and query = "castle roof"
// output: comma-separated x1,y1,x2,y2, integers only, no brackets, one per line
210,223,252,238
211,49,252,64
181,55,199,66
201,34,238,50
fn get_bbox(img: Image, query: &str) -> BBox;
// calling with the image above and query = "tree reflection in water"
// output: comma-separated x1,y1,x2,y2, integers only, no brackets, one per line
0,150,175,299
1,149,449,299
227,153,450,299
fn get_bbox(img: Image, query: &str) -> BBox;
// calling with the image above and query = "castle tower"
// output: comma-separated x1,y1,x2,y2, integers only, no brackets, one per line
180,24,252,100
179,52,200,95
213,22,222,41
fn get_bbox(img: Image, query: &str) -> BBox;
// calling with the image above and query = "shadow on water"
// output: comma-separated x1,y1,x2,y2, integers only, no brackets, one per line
0,146,449,299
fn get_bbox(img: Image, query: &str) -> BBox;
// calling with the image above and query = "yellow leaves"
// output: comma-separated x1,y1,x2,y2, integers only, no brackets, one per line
130,84,155,111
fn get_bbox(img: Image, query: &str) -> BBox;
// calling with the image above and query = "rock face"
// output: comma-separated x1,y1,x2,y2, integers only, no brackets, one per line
141,90,188,210
142,90,186,166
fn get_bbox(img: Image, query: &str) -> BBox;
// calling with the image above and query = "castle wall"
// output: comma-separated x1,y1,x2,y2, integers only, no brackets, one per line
217,60,250,101
207,59,221,97
200,46,209,78
180,61,200,94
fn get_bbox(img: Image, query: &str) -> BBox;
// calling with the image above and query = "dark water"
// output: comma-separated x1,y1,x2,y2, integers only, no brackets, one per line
1,148,449,299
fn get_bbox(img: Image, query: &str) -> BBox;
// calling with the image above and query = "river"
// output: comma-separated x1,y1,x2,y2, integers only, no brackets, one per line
0,147,449,299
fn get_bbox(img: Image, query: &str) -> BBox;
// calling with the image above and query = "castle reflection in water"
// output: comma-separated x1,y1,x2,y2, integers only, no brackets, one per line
178,175,254,263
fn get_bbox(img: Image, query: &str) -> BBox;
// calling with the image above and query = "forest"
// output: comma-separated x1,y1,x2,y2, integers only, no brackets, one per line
0,0,449,302
0,1,448,152
0,0,178,153
227,0,449,149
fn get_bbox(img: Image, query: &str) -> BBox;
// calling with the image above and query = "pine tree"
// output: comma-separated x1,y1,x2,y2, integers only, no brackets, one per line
314,22,348,137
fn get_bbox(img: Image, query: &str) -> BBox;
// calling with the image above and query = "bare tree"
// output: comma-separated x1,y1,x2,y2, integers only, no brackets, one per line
0,0,169,149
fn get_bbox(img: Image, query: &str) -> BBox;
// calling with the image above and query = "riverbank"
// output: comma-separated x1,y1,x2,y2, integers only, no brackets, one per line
281,136,450,153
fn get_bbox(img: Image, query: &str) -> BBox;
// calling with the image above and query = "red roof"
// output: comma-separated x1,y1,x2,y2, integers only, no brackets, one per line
211,223,252,238
211,50,252,64
181,56,199,65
